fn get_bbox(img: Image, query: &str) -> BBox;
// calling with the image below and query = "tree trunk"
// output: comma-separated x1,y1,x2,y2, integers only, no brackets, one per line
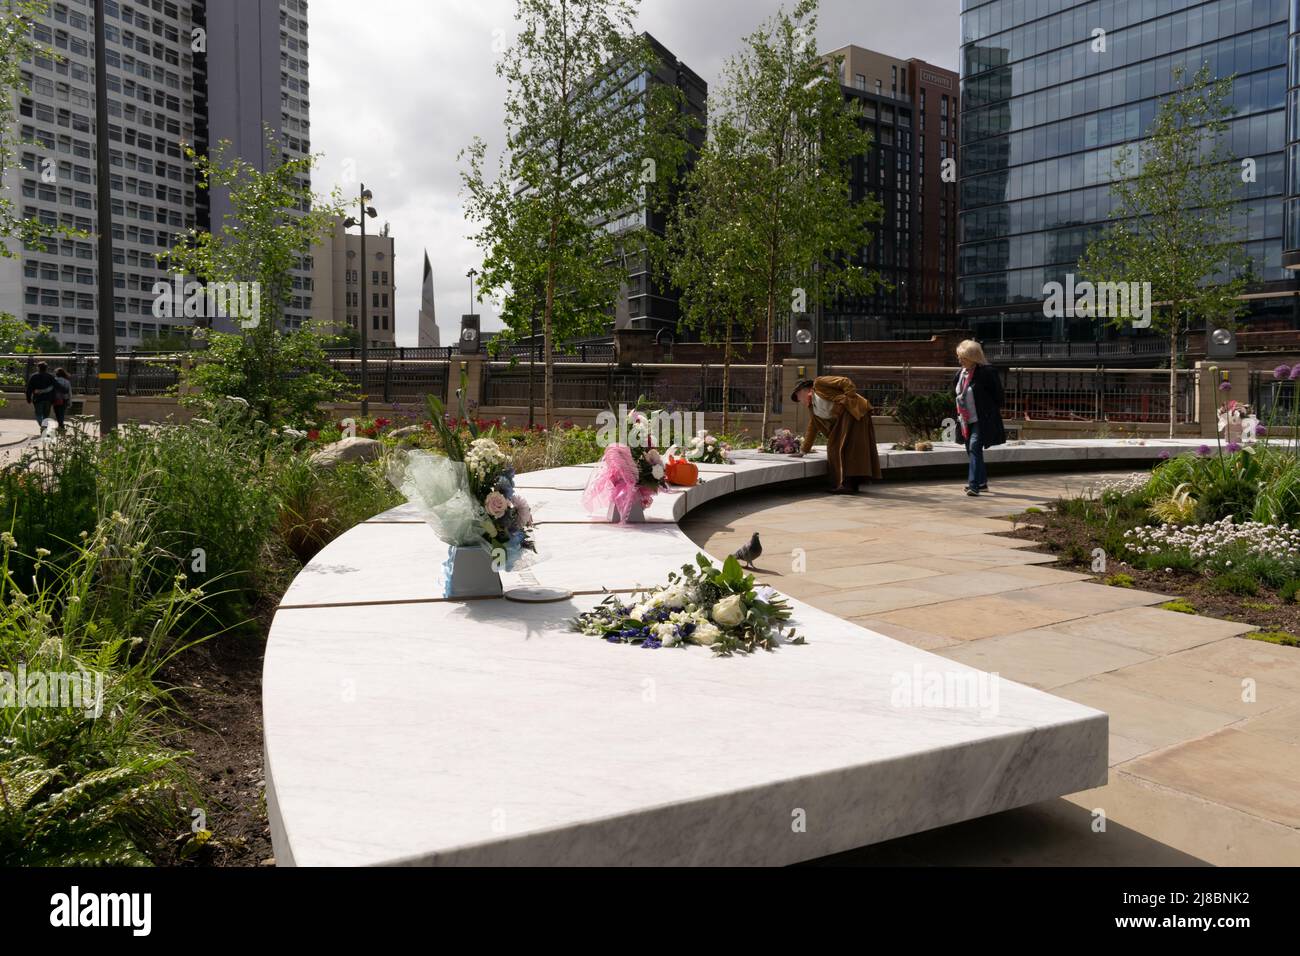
543,219,559,432
1168,320,1178,440
722,315,732,435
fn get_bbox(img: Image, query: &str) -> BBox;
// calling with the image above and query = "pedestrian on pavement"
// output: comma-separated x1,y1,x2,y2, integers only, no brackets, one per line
954,340,1006,497
25,361,57,427
52,366,73,430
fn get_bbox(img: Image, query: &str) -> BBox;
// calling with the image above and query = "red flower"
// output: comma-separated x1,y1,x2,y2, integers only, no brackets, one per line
307,429,320,441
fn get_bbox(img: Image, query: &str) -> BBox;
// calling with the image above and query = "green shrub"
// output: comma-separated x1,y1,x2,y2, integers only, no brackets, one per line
1104,573,1136,588
1192,476,1258,525
1205,571,1260,597
1281,580,1300,604
1130,549,1197,573
890,391,952,442
1160,599,1198,614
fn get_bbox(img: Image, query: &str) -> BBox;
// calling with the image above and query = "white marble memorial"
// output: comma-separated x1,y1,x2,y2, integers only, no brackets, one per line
263,439,1217,865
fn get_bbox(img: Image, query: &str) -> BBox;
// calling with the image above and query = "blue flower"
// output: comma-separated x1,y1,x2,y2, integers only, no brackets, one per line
641,638,662,650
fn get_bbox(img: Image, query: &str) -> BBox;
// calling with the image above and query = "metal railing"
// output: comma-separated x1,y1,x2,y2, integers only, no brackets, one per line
0,354,181,396
983,338,1175,362
1,352,1197,425
328,359,449,405
480,362,783,414
827,364,1198,424
1249,370,1298,420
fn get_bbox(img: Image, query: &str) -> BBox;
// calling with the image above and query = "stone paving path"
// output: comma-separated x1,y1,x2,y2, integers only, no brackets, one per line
682,471,1300,866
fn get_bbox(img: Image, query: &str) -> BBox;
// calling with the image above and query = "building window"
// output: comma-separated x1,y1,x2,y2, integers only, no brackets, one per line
855,73,866,91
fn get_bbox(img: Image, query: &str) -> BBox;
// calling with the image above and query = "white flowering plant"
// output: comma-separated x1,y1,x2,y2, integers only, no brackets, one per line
686,430,733,465
1123,517,1300,579
571,553,801,656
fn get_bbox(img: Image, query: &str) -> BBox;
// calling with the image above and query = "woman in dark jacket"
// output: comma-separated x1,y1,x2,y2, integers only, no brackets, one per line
954,340,1006,496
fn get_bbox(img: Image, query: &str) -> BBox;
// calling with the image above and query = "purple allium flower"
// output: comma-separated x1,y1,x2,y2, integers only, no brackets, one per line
1197,444,1212,456
1275,365,1291,380
1227,440,1242,453
1219,381,1232,392
1256,424,1268,435
1158,450,1172,460
1291,364,1300,381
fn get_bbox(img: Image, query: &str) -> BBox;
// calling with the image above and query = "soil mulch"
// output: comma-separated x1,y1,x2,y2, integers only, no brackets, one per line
156,627,274,867
1001,510,1300,640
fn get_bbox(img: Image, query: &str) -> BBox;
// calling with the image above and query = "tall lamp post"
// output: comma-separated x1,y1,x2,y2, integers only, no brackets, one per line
93,0,118,432
344,184,378,417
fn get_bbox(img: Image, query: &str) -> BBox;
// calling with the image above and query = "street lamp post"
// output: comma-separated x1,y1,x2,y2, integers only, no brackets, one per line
344,184,378,418
93,0,118,433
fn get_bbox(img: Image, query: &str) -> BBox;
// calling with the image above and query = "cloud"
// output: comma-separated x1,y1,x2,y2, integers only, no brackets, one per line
309,0,958,345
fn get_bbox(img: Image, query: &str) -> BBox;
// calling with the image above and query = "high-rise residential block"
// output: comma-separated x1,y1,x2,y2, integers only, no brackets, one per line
1,0,313,352
822,45,960,338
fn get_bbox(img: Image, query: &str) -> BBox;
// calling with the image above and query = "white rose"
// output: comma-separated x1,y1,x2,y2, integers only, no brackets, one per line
692,621,721,645
652,463,665,480
711,594,746,629
630,603,652,621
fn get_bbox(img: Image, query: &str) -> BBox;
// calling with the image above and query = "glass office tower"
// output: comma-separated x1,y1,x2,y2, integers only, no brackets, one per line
959,0,1298,342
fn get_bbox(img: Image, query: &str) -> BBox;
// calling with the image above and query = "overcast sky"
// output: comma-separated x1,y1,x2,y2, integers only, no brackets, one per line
309,0,960,346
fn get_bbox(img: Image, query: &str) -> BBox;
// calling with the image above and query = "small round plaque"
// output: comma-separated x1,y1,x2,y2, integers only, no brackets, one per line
504,587,574,603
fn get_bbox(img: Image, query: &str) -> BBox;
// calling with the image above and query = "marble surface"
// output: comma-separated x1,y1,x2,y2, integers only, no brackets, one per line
264,597,1107,866
256,439,1186,865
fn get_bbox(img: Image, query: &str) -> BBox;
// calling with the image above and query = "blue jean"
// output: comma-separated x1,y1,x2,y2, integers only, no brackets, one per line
966,425,987,490
33,400,52,425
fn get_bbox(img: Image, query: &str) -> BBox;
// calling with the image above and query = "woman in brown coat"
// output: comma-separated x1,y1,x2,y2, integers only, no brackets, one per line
792,375,883,494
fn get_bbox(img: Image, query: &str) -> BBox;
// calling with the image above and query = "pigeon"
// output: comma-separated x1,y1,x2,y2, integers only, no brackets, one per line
731,532,762,569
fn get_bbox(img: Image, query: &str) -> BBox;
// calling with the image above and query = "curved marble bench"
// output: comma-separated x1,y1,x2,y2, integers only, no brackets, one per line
263,439,1210,866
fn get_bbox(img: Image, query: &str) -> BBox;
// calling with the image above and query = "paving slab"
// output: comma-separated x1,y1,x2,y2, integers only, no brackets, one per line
1169,638,1300,691
1000,581,1171,615
1040,606,1254,656
936,629,1154,690
1121,728,1300,828
876,594,1088,641
1051,675,1239,749
1100,654,1300,720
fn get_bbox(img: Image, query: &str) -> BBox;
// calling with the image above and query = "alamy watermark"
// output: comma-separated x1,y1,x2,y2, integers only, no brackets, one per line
595,404,705,451
151,274,261,328
890,664,1001,718
1043,273,1151,329
1,667,104,718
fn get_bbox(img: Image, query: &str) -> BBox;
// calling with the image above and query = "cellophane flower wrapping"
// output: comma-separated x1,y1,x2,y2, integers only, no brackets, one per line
584,409,667,522
388,445,539,572
388,450,483,546
584,444,649,524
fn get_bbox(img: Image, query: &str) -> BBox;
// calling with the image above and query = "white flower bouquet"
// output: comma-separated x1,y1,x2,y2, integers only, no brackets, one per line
389,394,537,596
686,429,733,465
571,553,802,656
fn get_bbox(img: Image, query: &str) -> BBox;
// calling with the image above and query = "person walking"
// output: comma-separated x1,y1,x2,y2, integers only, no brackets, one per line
954,340,1006,496
25,361,57,427
52,366,73,430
